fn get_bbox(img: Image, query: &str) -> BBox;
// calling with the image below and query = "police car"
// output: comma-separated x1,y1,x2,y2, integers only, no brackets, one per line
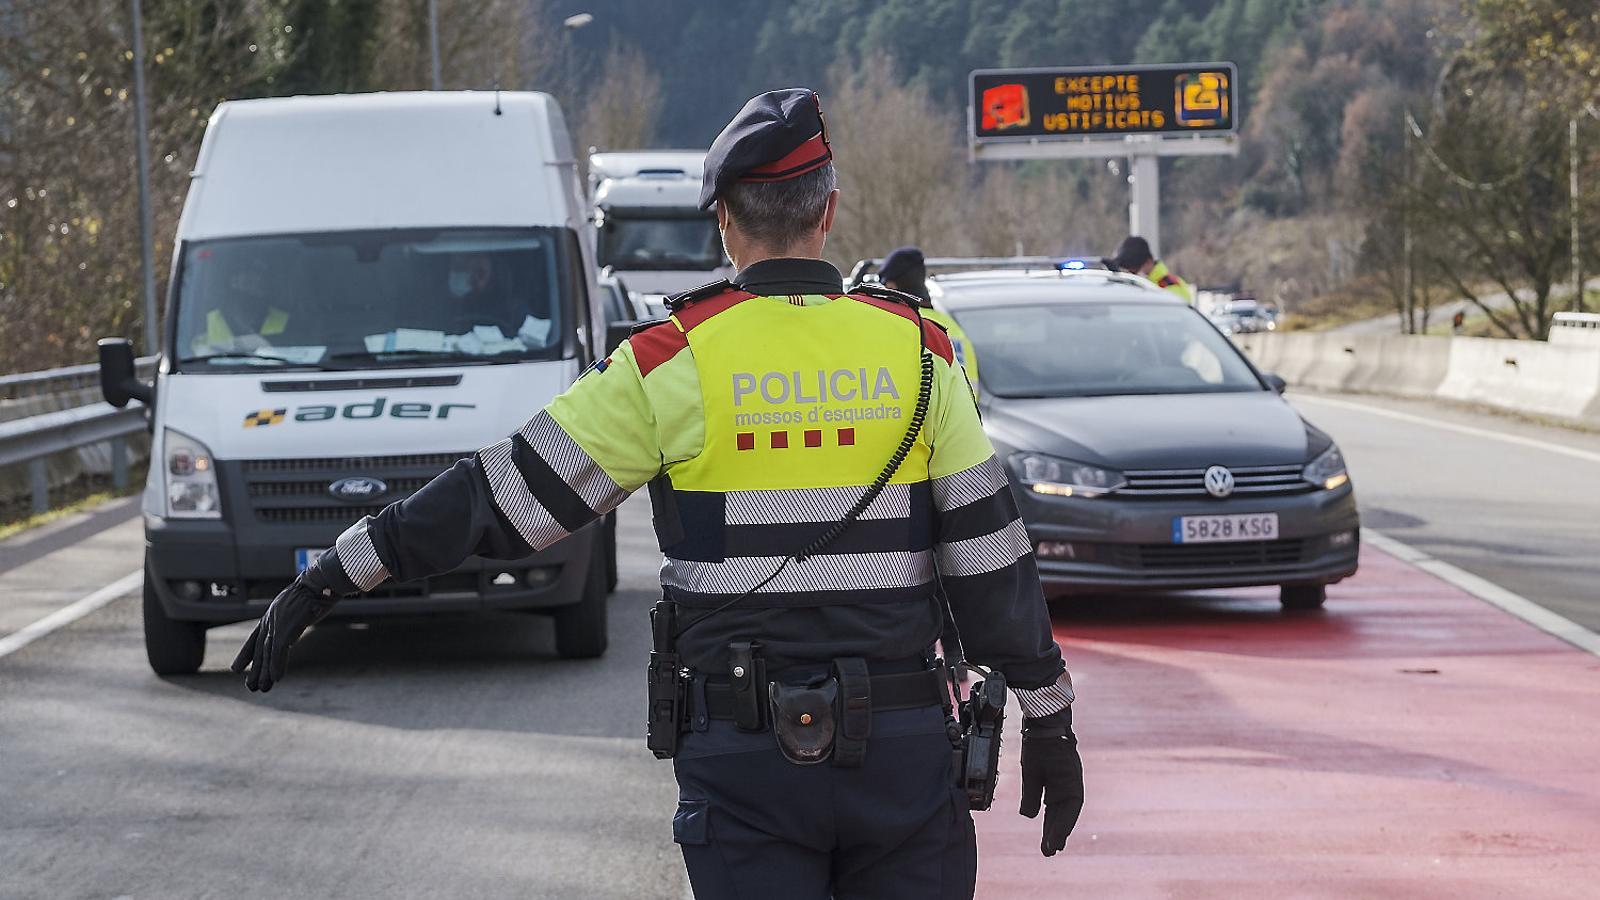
927,261,1359,609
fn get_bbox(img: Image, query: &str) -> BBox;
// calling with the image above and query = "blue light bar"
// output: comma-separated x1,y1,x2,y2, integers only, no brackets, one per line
1056,259,1088,270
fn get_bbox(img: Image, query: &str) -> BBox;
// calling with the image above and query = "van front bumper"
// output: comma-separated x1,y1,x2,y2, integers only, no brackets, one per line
145,514,597,625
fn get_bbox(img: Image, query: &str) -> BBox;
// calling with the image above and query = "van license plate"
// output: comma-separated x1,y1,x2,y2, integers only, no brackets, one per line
1173,513,1279,544
294,548,324,572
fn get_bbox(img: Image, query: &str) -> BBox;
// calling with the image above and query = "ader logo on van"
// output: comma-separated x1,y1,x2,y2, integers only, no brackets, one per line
239,397,476,428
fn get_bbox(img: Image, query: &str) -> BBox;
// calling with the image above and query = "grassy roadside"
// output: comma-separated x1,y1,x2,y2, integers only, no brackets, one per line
0,464,147,541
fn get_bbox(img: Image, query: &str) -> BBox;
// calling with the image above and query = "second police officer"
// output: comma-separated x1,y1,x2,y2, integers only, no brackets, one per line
232,88,1084,899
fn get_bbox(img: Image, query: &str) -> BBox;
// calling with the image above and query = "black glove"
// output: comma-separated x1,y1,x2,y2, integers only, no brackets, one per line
1019,706,1084,857
230,555,341,692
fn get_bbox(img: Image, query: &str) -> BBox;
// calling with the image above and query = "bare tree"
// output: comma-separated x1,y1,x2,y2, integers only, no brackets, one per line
574,40,662,153
822,57,963,268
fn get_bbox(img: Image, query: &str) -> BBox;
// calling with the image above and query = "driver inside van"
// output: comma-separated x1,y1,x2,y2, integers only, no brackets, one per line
201,270,290,353
443,251,522,335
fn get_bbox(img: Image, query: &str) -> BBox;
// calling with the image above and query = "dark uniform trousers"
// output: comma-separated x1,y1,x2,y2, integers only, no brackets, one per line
673,706,977,899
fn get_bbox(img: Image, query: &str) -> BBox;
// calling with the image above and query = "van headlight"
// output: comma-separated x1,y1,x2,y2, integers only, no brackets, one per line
1303,444,1349,490
1010,452,1125,498
164,428,221,518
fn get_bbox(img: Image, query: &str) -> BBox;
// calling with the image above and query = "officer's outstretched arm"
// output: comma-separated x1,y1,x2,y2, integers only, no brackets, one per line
232,341,671,691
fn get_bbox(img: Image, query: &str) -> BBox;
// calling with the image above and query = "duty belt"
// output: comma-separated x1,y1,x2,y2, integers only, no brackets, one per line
701,668,944,722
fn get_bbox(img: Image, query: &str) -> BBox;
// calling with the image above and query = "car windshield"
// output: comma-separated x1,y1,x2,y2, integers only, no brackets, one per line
955,301,1264,398
597,213,722,271
173,228,575,370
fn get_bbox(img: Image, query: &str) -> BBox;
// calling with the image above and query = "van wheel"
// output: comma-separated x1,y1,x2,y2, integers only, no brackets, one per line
553,544,608,659
603,512,619,594
1279,584,1326,611
144,566,206,675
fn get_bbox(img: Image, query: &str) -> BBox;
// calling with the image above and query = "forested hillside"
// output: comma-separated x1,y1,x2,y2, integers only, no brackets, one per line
2,0,1597,371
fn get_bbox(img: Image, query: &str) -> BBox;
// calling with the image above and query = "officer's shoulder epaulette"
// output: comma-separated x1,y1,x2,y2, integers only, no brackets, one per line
665,279,737,312
848,282,930,309
628,318,671,336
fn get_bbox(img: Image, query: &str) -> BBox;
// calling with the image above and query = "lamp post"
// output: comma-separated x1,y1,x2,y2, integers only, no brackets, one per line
428,0,442,90
128,0,158,355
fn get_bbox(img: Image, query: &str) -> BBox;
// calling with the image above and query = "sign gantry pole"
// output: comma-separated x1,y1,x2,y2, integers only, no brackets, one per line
968,63,1241,259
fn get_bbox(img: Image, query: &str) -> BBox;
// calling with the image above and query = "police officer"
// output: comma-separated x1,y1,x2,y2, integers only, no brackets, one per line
232,88,1083,899
1111,234,1194,303
877,246,981,389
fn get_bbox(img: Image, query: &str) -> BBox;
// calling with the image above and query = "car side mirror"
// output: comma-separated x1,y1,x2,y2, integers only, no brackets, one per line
1264,372,1288,394
98,338,153,408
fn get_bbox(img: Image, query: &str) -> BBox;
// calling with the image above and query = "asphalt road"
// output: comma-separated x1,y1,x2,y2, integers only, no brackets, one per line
0,494,686,900
1287,391,1600,632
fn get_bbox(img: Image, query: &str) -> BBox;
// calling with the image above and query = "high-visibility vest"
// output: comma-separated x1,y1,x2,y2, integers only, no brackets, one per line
1148,261,1194,304
625,287,957,607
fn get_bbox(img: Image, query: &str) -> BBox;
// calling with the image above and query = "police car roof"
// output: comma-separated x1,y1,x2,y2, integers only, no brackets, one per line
929,268,1180,311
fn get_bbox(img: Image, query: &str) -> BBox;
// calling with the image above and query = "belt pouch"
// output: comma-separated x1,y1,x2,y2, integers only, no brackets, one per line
831,657,871,768
728,642,766,732
769,678,837,765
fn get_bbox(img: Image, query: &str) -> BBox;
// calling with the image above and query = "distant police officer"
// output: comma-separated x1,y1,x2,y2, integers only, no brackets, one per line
1112,234,1194,303
877,246,981,389
233,88,1083,899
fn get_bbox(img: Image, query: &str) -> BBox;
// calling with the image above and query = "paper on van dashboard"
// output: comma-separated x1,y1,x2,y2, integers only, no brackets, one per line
257,346,327,364
363,329,448,353
519,315,552,345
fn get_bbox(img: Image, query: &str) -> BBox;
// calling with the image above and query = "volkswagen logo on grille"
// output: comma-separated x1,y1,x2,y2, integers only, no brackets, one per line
1203,465,1235,498
328,476,388,502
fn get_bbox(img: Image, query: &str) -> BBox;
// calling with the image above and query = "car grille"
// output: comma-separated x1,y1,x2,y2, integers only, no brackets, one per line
1120,465,1311,498
1113,539,1307,570
242,452,473,524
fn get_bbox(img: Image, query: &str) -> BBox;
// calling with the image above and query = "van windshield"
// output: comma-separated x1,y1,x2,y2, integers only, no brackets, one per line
173,228,576,370
597,211,723,271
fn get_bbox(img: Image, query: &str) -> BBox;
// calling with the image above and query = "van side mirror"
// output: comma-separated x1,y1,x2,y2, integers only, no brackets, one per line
99,338,153,407
1264,372,1288,394
604,321,640,356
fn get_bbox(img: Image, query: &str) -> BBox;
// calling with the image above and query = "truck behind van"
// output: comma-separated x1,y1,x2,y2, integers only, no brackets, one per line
588,150,731,306
100,92,618,675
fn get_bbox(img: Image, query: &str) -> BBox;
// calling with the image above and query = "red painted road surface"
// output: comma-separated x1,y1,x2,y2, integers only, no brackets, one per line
975,543,1600,899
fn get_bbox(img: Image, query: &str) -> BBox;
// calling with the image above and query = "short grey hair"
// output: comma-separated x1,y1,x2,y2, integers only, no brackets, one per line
718,163,837,251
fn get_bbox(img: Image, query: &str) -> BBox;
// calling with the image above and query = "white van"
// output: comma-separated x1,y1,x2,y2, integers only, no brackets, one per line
588,150,731,305
100,92,621,675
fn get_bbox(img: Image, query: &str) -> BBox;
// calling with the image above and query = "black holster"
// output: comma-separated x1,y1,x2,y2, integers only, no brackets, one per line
954,669,1006,811
646,600,687,759
727,641,767,732
831,657,871,768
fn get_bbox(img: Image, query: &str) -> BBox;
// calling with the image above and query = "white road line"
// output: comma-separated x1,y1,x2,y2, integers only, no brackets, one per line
1293,393,1600,465
1363,529,1600,658
0,569,144,660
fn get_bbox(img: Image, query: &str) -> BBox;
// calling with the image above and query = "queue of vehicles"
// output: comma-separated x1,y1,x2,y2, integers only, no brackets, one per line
97,89,1354,676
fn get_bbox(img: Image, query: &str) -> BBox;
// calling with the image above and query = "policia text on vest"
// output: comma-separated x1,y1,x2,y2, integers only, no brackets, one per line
231,87,1083,898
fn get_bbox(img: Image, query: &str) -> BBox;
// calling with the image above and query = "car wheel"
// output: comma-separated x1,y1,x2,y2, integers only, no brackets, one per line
1279,583,1326,611
144,564,207,675
553,543,608,659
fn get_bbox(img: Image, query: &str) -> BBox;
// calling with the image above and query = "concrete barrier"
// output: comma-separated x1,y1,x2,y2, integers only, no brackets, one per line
1236,331,1600,427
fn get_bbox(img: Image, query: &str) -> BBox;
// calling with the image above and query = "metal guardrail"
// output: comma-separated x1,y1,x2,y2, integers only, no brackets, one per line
0,355,157,401
0,356,157,515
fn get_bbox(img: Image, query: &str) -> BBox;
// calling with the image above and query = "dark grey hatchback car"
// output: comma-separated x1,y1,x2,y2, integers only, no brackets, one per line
930,267,1358,609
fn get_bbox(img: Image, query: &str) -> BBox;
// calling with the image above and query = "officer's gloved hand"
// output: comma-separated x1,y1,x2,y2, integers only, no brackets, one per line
230,553,341,692
1018,706,1084,857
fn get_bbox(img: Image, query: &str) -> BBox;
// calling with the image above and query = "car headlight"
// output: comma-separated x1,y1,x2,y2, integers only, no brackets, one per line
164,428,221,519
1010,452,1126,498
1303,444,1348,490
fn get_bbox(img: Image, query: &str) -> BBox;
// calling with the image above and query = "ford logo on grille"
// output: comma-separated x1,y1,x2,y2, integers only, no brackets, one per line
1203,465,1235,499
328,476,388,502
